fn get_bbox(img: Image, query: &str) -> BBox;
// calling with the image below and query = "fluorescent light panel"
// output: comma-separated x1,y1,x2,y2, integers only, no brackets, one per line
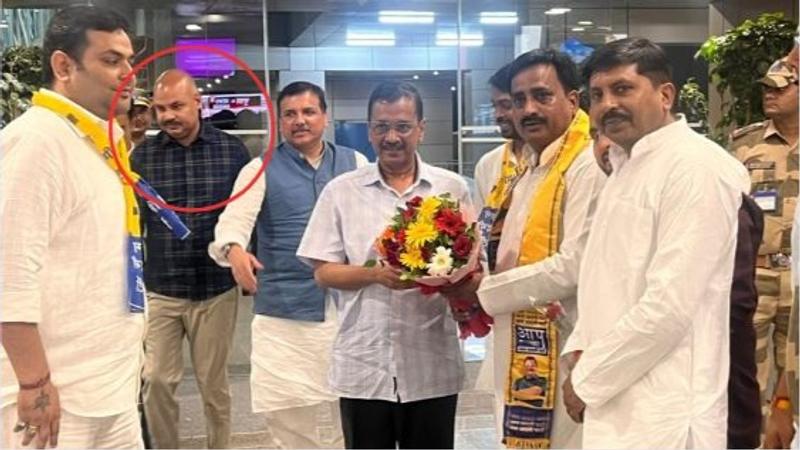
436,31,484,47
480,11,518,25
379,10,435,24
544,8,571,15
346,30,396,46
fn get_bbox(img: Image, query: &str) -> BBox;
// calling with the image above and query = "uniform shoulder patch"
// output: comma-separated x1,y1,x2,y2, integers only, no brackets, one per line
731,121,766,141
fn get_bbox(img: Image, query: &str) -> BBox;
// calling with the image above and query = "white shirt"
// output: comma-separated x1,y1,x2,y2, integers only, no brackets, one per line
208,144,367,412
297,158,470,402
0,92,145,416
476,137,606,448
565,117,750,448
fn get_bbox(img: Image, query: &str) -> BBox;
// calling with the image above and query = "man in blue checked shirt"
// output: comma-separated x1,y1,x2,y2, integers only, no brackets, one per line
131,69,250,450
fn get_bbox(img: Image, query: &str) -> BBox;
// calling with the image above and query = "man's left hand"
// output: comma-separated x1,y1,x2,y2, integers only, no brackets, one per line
562,372,586,423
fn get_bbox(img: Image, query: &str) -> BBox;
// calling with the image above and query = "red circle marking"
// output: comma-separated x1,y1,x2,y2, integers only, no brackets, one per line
107,44,277,213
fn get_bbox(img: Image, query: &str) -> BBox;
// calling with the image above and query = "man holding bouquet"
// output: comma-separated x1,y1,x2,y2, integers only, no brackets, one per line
297,81,471,449
442,49,606,448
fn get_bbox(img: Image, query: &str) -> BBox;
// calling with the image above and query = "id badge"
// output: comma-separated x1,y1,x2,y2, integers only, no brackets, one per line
753,190,779,213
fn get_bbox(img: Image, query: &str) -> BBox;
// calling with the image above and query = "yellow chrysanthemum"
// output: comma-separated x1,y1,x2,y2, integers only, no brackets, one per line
399,246,427,270
406,220,437,248
417,196,442,223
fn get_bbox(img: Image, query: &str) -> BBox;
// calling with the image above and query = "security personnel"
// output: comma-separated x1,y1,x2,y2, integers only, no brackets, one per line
731,57,799,424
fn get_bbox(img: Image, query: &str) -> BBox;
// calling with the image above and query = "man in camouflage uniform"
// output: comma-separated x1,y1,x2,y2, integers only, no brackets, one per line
731,56,799,427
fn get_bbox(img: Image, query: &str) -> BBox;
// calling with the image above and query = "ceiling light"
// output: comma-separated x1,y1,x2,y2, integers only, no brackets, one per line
379,11,435,24
544,8,571,15
578,21,593,26
206,83,212,88
436,31,484,47
433,70,439,75
214,78,221,84
198,87,204,92
206,14,225,23
480,11,518,25
450,86,457,91
571,27,585,32
412,75,419,80
597,26,612,31
346,30,396,46
222,74,230,79
185,23,202,32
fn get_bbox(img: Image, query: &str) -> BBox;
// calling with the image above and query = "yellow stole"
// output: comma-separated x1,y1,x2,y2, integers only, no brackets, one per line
480,142,529,272
502,110,590,449
32,90,145,312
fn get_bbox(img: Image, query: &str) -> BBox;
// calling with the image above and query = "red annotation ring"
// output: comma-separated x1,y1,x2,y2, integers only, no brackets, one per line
106,44,277,213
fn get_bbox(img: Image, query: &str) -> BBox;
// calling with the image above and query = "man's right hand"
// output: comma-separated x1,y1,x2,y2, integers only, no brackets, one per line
371,264,417,290
763,404,796,449
227,244,264,293
17,379,60,449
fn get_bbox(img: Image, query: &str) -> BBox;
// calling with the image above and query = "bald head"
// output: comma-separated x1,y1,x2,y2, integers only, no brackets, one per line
152,69,201,146
155,69,198,97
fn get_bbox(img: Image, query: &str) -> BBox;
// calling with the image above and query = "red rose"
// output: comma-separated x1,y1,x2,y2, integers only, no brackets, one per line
452,234,473,259
435,208,466,237
402,207,416,222
406,196,423,208
396,229,406,245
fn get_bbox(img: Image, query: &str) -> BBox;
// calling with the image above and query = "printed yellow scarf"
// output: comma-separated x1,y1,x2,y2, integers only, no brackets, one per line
478,142,529,272
502,110,590,449
32,90,190,312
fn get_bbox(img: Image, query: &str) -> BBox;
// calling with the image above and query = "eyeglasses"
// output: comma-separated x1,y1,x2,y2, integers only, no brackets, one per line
368,121,418,136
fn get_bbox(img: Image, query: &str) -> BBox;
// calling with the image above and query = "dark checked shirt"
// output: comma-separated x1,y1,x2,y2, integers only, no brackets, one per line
132,122,251,301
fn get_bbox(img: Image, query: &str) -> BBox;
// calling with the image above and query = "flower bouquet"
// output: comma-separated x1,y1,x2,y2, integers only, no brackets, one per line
368,194,493,338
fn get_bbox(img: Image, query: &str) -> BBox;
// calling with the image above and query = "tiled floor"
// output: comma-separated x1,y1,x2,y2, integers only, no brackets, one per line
176,362,498,449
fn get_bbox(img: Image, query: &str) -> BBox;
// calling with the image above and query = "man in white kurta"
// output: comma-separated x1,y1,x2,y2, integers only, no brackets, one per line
209,82,366,448
445,50,606,448
0,6,144,449
563,37,751,448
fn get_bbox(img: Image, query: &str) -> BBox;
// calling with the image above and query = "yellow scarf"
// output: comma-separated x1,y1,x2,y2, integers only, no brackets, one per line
479,142,529,272
502,110,590,449
32,90,152,312
486,141,529,209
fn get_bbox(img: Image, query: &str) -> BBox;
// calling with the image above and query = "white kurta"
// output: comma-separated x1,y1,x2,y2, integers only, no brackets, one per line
476,134,606,448
564,117,750,448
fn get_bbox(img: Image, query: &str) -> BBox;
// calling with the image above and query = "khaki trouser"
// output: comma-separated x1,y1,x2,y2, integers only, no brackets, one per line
142,288,238,449
262,401,344,449
754,268,793,407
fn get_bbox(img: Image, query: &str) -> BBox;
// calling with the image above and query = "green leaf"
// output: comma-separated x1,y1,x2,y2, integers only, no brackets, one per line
364,259,378,268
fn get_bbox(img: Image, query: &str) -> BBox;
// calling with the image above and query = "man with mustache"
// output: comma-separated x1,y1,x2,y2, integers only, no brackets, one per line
442,49,606,448
591,122,765,448
131,69,251,449
731,56,799,442
297,81,470,448
733,54,799,449
209,81,365,448
561,37,750,448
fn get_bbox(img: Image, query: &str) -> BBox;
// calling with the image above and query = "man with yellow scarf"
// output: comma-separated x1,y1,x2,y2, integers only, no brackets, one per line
1,5,149,449
443,49,606,448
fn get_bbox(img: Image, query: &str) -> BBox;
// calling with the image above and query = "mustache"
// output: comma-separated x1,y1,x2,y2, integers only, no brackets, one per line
520,115,547,127
161,119,181,128
292,127,311,133
601,109,632,127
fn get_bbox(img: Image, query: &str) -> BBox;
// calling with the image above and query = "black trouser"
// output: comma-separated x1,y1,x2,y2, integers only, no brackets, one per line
339,395,458,449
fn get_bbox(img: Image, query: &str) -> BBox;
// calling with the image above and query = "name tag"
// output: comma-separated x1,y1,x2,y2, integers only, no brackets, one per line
753,190,778,212
747,160,776,171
